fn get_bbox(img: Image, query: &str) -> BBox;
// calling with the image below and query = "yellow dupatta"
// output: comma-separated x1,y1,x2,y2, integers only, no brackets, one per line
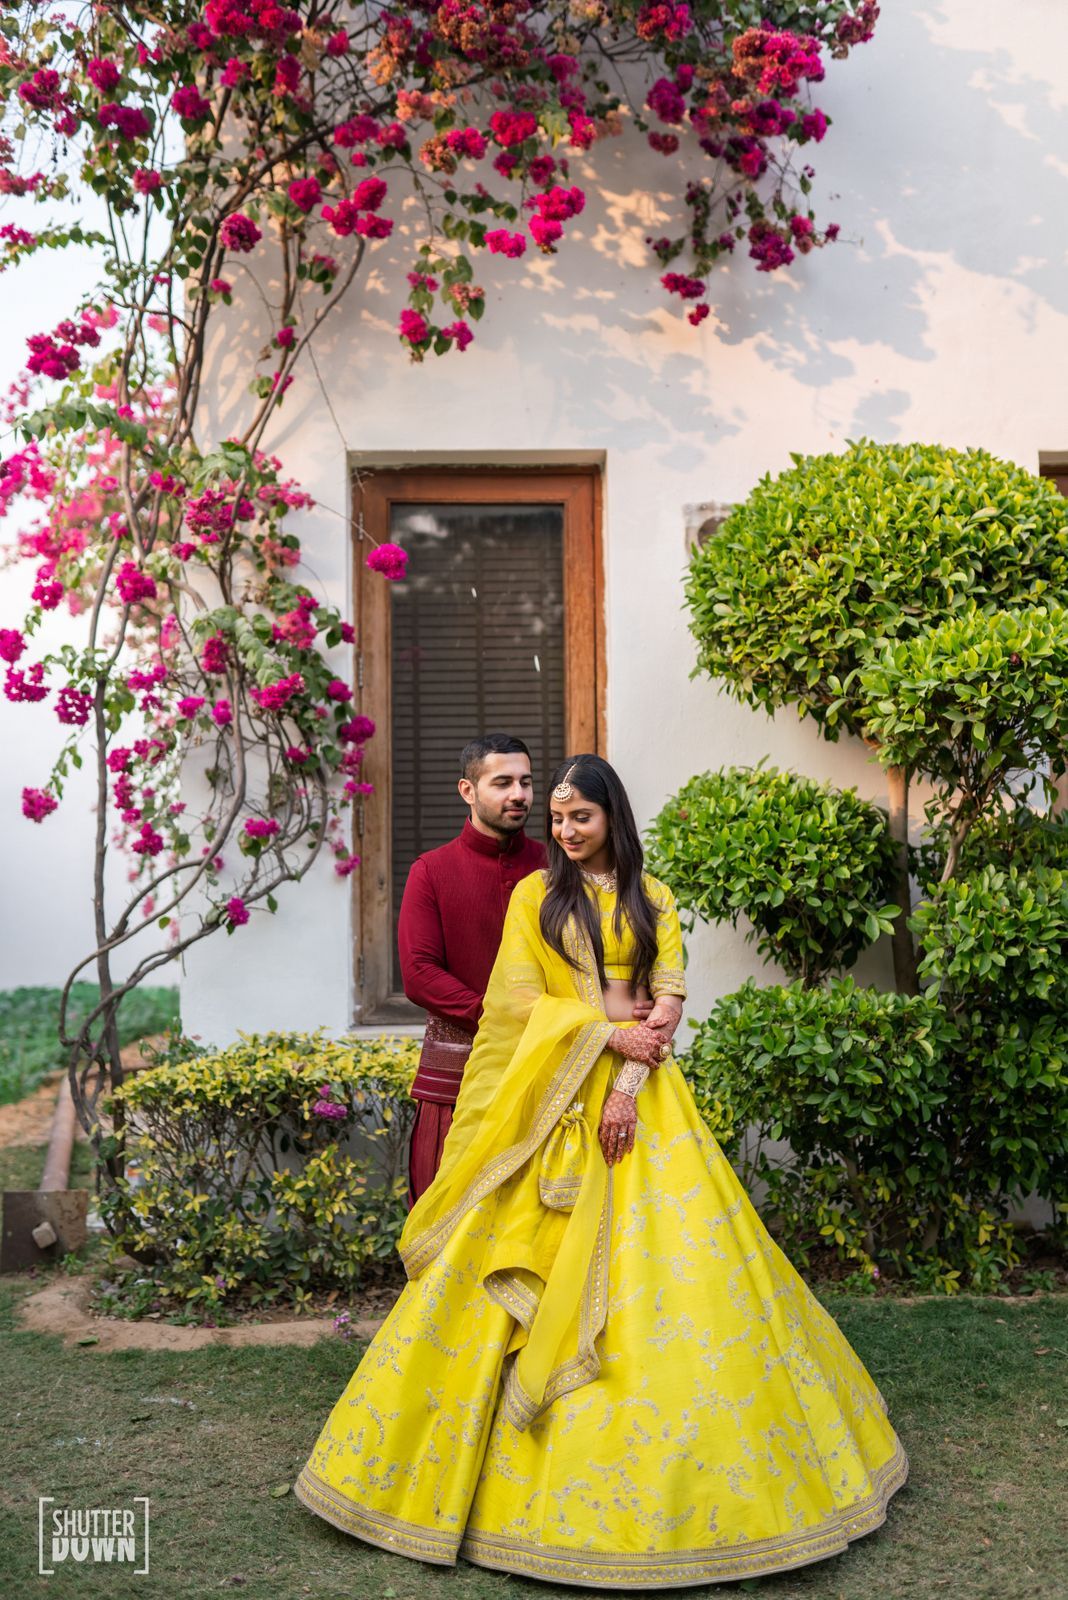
399,869,685,1431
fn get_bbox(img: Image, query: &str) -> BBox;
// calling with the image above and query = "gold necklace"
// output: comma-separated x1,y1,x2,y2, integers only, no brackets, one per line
580,866,617,893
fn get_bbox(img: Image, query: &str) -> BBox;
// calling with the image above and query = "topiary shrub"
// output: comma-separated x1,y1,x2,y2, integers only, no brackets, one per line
645,765,898,985
686,442,1068,734
679,977,1058,1289
103,1030,419,1315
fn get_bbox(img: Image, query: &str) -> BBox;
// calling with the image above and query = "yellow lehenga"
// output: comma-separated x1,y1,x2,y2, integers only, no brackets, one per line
296,871,907,1588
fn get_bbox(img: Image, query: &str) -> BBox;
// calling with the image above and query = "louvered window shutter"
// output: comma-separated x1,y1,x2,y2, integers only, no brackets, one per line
388,502,565,987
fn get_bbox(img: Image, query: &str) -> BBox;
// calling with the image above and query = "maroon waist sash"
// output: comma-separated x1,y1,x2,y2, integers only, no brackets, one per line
410,1014,473,1105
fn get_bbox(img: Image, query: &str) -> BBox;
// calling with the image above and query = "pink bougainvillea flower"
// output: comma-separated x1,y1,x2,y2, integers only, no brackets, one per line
86,57,122,93
116,560,158,604
484,228,527,259
22,786,58,822
339,714,375,744
219,212,261,253
225,895,249,927
366,542,407,580
176,695,206,717
287,175,321,213
0,628,26,664
131,822,165,856
398,310,429,345
325,678,353,701
244,817,280,838
250,672,304,711
489,109,538,147
133,167,163,194
172,85,212,122
201,634,229,674
56,685,92,725
441,321,473,352
98,102,151,141
211,698,233,726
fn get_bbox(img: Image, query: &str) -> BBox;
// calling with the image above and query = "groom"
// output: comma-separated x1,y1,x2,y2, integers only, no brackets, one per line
398,733,547,1205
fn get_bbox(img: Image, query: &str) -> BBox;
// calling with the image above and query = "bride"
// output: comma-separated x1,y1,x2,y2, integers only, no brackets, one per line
296,754,907,1588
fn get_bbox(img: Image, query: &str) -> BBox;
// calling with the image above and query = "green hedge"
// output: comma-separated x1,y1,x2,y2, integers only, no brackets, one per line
104,1030,419,1313
680,977,1066,1290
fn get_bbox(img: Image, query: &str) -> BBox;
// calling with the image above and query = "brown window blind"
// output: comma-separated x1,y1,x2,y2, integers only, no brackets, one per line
388,501,565,988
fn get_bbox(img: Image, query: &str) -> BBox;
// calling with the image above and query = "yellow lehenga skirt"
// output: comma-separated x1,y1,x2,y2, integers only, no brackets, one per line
296,873,907,1588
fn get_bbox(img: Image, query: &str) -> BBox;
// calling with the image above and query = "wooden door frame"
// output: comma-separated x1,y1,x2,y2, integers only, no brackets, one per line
350,464,605,1023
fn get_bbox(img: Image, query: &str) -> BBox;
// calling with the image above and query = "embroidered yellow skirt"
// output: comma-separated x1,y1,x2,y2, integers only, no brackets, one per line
296,1051,906,1588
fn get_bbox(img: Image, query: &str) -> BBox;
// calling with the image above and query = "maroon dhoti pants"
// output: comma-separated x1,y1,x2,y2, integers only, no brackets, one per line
407,1016,472,1208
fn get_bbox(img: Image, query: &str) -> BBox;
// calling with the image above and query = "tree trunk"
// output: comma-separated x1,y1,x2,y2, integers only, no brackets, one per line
886,764,918,995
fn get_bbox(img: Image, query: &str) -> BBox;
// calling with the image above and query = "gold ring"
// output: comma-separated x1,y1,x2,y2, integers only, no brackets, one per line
658,1043,670,1060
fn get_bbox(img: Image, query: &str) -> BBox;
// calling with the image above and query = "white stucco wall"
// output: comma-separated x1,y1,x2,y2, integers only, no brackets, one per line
4,3,1065,1033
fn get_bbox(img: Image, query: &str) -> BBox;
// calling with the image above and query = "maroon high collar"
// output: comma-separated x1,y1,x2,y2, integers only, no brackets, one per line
460,816,531,857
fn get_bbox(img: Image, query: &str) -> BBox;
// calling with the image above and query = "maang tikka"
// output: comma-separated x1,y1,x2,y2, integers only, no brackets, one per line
552,764,578,801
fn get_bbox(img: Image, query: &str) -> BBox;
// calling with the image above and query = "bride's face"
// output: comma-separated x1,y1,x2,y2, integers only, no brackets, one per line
550,787,610,865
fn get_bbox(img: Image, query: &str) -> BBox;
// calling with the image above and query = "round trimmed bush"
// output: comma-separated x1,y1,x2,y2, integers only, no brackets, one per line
645,765,898,984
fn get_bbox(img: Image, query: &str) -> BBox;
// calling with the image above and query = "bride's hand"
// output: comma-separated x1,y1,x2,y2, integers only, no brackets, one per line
644,996,683,1044
599,1089,637,1165
609,1024,666,1069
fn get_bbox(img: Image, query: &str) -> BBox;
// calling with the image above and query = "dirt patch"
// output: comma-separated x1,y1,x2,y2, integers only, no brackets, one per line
0,1036,166,1152
18,1275,386,1351
0,1075,75,1151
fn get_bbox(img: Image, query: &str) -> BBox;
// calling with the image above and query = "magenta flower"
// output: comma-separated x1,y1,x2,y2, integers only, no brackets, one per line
172,85,212,122
366,543,408,581
325,678,353,702
484,229,527,259
442,321,473,352
134,167,163,194
244,817,280,838
489,109,538,147
201,634,229,675
4,662,49,702
32,574,64,610
661,272,707,301
339,714,375,744
176,695,206,718
98,102,151,141
116,560,158,605
208,278,232,296
55,685,92,726
399,310,429,344
211,699,232,727
22,786,58,823
131,822,165,857
250,672,304,712
106,747,132,774
0,629,26,664
219,212,261,253
87,57,121,93
339,621,356,644
225,895,249,928
288,176,322,213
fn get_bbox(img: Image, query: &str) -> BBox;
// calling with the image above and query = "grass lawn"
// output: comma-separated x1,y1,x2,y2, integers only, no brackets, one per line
1,1276,1065,1600
0,985,181,1106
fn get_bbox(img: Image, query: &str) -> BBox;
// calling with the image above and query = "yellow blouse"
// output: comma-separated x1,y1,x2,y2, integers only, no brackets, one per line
584,873,687,996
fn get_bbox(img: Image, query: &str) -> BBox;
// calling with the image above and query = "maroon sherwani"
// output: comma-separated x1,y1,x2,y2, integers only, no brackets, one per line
399,817,547,1204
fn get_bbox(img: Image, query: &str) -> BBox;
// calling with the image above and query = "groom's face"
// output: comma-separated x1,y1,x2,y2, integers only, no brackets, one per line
460,753,534,836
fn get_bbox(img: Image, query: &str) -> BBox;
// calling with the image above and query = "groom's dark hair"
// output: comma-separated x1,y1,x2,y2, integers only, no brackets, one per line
460,732,531,781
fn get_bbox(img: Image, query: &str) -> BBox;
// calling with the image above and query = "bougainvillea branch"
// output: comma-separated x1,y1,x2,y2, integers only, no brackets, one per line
0,0,876,1208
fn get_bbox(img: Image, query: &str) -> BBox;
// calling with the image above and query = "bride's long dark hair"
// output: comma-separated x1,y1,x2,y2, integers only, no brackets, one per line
540,754,659,993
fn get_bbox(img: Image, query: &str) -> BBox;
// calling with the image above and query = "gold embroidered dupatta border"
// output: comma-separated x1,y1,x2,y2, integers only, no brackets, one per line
398,895,617,1429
